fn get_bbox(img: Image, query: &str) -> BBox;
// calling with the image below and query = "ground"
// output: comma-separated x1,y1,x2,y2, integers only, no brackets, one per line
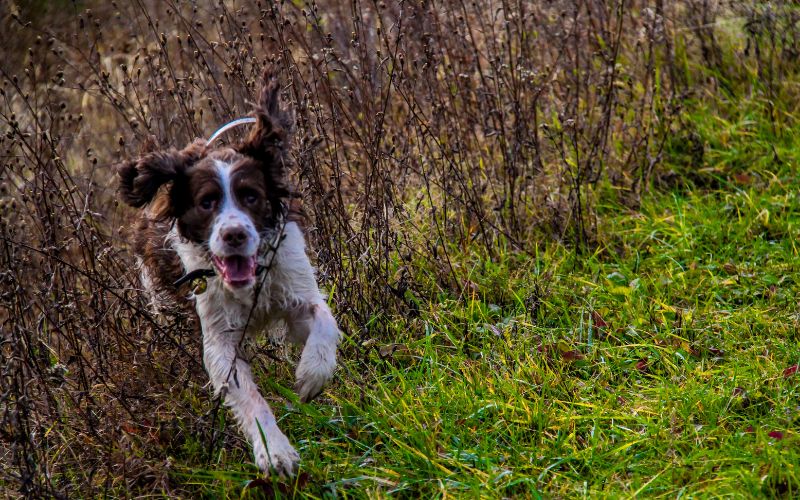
176,101,800,497
2,2,800,498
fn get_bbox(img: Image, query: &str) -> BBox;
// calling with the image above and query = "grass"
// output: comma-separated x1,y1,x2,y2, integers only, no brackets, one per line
74,65,800,500
4,2,800,497
167,150,800,497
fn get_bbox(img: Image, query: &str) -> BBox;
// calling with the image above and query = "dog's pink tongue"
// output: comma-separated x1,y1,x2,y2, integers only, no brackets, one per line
218,255,255,283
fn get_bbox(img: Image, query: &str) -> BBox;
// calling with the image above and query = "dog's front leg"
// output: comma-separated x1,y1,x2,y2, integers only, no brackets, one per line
285,302,341,402
202,328,299,476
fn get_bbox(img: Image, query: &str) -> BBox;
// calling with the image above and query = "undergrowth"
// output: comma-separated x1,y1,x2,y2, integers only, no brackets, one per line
1,0,800,498
171,170,800,497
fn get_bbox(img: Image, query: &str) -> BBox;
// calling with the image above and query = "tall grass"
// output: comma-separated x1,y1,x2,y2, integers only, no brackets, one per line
1,0,799,496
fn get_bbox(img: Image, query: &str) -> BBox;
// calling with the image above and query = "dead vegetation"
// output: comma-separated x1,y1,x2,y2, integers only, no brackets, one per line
1,0,799,496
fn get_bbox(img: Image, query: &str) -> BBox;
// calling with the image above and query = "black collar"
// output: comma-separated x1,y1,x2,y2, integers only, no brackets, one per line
173,265,272,288
173,268,217,288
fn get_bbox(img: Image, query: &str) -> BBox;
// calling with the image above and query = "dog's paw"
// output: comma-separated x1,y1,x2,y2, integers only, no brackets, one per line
295,343,337,402
253,431,300,477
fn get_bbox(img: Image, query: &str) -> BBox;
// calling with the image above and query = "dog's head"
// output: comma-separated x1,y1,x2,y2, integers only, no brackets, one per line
116,70,292,290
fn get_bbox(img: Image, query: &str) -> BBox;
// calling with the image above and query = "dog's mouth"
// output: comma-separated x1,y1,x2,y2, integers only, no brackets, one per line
212,254,257,288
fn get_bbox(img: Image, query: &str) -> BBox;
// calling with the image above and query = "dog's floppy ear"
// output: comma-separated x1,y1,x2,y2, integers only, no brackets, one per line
116,139,206,208
237,68,293,212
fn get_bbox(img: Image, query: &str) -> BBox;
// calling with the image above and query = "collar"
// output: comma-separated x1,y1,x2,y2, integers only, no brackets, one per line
173,268,216,288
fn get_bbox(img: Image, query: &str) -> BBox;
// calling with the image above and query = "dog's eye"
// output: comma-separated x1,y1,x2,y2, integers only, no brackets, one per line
199,196,217,211
241,191,259,205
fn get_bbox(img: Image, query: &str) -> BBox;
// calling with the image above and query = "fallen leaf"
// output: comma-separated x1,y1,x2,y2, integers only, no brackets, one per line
592,310,608,328
295,472,311,489
561,349,585,362
120,422,138,435
783,365,798,378
244,472,311,496
768,431,784,440
244,478,279,496
379,343,411,360
635,358,648,372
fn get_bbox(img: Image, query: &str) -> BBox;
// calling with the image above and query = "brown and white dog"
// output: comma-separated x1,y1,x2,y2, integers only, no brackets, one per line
116,71,339,476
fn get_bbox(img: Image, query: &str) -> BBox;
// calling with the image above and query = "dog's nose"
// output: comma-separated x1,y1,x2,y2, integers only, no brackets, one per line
221,226,248,247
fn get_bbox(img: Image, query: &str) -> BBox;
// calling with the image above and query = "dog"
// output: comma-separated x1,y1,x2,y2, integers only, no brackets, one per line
115,70,340,476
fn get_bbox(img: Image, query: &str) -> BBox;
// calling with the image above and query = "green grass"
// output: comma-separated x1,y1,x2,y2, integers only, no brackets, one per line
6,4,800,498
166,179,800,497
158,67,800,500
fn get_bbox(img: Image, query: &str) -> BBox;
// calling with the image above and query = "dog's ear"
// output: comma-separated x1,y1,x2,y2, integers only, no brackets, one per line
237,68,293,213
116,139,206,208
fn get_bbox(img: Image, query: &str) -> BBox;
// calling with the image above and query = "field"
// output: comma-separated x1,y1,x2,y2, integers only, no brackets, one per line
1,1,800,497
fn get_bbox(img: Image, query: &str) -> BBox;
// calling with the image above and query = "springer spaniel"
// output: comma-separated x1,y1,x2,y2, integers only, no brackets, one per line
116,71,340,476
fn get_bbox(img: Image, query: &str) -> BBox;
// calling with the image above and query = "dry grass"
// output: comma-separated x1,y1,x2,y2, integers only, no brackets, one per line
1,0,799,497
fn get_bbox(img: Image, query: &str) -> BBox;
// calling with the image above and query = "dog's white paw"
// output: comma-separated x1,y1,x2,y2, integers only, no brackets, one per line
295,343,337,402
253,430,299,477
